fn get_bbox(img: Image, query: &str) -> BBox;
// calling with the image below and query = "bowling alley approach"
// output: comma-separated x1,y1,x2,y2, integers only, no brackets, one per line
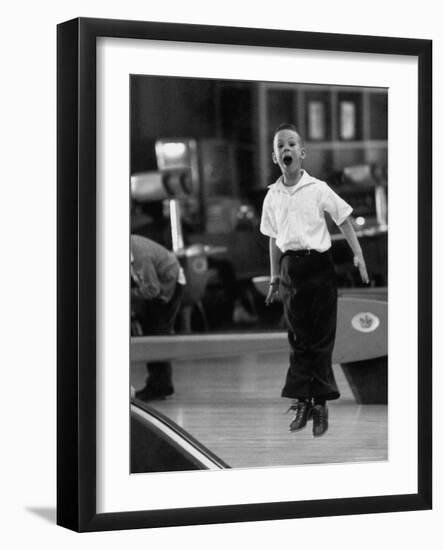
129,75,388,473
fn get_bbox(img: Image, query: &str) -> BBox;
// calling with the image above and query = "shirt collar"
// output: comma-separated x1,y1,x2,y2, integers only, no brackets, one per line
269,170,316,193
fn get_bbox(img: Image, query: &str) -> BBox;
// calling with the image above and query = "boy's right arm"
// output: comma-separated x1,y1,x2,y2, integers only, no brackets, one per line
265,237,281,306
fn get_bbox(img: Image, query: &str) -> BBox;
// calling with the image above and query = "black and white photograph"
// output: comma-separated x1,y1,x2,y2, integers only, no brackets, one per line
2,1,439,546
53,15,432,535
129,75,389,474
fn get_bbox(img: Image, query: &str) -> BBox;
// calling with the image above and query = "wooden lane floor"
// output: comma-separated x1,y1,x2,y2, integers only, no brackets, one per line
131,351,388,469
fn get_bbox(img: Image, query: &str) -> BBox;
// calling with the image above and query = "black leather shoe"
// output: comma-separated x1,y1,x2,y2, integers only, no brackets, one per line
288,401,312,432
311,404,328,437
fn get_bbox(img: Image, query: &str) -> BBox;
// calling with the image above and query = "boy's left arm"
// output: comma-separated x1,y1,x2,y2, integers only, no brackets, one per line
338,218,369,284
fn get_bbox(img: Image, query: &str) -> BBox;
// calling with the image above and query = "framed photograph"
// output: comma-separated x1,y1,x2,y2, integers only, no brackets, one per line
57,17,432,532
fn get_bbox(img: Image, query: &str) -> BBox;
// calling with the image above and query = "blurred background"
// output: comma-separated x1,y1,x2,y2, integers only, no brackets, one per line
130,75,388,333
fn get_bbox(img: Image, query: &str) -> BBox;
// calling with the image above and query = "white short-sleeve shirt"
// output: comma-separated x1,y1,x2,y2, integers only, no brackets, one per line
260,170,353,253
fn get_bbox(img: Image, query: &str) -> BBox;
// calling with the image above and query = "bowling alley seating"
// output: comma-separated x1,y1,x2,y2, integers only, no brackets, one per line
338,286,388,404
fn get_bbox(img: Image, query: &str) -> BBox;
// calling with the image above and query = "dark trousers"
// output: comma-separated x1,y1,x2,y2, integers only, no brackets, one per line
279,250,340,401
132,283,183,392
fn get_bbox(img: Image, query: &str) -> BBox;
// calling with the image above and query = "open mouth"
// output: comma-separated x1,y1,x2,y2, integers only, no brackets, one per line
283,155,292,166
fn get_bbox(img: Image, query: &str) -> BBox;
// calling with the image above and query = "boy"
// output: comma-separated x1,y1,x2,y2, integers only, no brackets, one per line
260,124,369,437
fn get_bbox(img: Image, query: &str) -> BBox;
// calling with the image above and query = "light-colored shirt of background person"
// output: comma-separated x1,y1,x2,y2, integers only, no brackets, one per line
130,234,180,302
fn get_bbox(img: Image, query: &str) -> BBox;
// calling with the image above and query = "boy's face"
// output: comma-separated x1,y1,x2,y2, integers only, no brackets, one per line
272,129,305,175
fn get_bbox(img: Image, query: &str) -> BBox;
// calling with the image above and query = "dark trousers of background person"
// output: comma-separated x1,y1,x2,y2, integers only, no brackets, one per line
279,250,340,401
132,283,183,396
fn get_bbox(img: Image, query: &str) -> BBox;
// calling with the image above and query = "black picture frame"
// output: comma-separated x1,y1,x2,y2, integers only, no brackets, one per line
57,17,432,532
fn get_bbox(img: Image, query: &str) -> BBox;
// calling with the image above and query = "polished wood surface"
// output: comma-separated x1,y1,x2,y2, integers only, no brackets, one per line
131,351,387,469
131,333,287,362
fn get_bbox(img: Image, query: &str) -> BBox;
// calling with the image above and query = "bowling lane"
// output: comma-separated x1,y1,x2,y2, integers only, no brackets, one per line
131,351,388,469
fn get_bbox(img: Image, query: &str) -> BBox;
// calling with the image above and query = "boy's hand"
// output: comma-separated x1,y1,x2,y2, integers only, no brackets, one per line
265,279,280,306
353,255,369,284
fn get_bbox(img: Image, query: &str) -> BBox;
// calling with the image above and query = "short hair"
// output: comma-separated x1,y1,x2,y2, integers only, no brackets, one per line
273,123,304,146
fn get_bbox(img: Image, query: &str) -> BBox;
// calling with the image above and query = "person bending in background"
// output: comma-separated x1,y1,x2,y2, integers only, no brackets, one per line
260,124,369,437
131,234,185,401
